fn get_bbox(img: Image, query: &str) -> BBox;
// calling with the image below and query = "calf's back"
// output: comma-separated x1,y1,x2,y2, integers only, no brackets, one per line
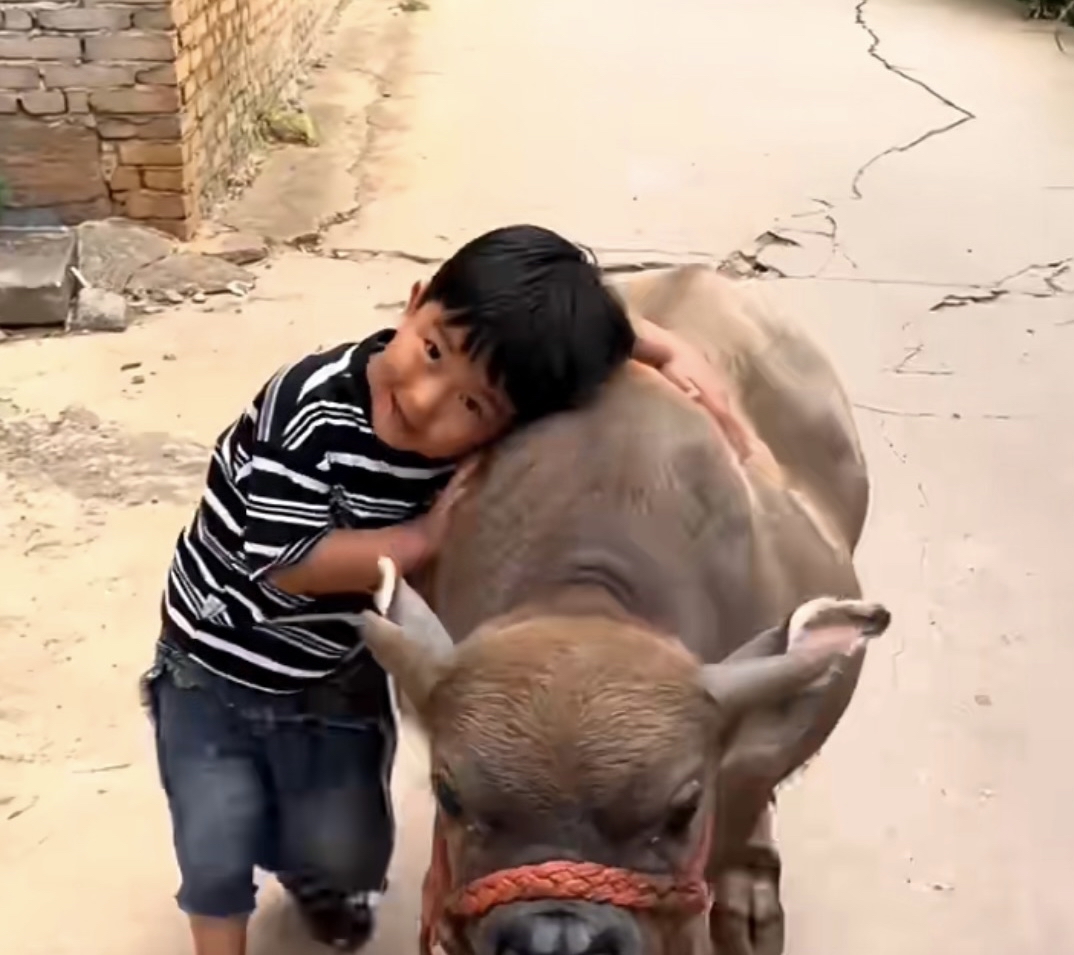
423,266,869,664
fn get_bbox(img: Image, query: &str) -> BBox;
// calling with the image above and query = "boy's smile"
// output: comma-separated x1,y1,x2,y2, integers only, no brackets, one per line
368,282,515,460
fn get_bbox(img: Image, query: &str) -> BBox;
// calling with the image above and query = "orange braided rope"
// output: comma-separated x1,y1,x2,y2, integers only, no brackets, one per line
449,858,711,918
420,813,713,954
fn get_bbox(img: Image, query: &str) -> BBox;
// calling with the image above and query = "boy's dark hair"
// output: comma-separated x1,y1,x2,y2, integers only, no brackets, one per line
422,224,637,423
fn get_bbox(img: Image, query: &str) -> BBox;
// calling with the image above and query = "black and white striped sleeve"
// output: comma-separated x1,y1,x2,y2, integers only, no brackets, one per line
241,358,335,580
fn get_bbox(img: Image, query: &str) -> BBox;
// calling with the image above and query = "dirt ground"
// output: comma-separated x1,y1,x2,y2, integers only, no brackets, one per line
1,0,1073,953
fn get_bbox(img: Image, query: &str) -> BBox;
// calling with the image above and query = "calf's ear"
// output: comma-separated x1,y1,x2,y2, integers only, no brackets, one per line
698,597,890,869
359,558,456,721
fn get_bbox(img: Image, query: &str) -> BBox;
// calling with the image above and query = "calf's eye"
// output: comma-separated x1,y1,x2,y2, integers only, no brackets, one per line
434,776,464,819
664,800,699,838
663,781,703,838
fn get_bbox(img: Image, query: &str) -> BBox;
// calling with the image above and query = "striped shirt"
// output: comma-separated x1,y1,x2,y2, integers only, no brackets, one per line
162,330,455,695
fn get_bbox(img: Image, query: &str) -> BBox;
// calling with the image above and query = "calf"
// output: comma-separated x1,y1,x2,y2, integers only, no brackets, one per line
362,266,889,955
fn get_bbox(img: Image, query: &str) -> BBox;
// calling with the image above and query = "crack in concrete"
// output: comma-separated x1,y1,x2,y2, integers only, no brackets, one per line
721,198,858,281
854,401,1021,421
996,257,1072,291
795,197,858,273
850,0,976,199
313,245,444,265
308,242,744,276
929,289,1009,312
293,240,1074,323
891,343,953,377
929,258,1073,310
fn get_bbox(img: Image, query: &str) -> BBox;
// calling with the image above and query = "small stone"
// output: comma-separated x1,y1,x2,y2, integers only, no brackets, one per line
131,375,145,385
69,287,129,333
163,289,185,305
262,108,318,146
191,291,207,304
163,353,176,361
226,281,251,297
120,361,142,371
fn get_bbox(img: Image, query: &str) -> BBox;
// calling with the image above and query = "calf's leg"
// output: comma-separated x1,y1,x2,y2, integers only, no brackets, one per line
709,800,783,955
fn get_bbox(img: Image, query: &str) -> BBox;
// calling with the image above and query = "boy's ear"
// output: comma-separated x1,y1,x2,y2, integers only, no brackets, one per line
406,280,426,314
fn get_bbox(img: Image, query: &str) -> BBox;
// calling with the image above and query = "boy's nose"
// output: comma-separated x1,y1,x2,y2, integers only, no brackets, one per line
401,378,449,425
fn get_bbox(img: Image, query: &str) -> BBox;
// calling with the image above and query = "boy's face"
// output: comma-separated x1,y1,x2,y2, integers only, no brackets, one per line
367,282,515,460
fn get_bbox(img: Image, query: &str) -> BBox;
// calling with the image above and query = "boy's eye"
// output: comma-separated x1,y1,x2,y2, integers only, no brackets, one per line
424,339,441,361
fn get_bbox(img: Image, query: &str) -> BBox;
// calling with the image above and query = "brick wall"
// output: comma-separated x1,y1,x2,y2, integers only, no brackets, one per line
176,0,341,215
0,0,344,239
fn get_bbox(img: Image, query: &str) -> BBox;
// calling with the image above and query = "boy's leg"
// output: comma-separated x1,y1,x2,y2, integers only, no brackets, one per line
148,660,270,955
271,713,397,951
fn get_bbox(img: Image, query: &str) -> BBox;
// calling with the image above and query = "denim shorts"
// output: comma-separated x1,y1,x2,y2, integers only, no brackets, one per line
141,638,397,920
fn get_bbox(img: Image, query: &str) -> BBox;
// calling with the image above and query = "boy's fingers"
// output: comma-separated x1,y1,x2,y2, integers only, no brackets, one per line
690,381,754,463
663,365,700,400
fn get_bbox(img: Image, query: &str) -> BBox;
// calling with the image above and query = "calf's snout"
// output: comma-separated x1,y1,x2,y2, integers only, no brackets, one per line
479,900,641,955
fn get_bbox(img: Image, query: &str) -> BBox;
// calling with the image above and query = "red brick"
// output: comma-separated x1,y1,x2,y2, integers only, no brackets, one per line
37,8,132,31
0,35,81,60
133,8,176,30
142,167,188,191
136,63,178,85
66,91,90,113
43,64,135,89
0,64,39,90
110,166,142,191
3,9,35,30
89,87,181,114
20,90,67,115
116,139,184,166
98,115,186,140
179,13,207,47
126,189,193,220
85,32,177,62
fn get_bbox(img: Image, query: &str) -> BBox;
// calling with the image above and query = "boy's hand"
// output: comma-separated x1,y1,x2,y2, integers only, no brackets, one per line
638,320,754,464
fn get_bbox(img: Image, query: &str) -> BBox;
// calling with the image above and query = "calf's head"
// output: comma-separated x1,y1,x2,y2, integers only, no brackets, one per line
365,577,889,955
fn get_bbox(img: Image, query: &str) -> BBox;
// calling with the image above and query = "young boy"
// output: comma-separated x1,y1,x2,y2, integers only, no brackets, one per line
144,225,732,955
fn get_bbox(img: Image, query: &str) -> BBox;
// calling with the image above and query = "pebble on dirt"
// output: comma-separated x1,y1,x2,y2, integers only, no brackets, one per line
68,287,129,334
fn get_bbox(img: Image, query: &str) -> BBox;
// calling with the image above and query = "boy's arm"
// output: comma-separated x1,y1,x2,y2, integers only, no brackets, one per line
246,443,435,598
268,524,430,596
264,452,479,598
631,314,680,368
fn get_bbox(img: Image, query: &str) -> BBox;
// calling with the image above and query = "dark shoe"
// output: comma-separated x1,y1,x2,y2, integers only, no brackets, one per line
279,873,378,951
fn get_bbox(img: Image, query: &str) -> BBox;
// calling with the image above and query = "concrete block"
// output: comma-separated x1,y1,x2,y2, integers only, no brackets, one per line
0,227,76,328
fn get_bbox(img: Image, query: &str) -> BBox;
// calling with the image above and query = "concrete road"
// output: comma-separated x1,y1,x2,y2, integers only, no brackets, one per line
1,0,1072,953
